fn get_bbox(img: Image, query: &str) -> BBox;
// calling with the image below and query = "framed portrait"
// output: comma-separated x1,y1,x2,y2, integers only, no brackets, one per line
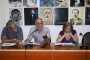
9,8,23,25
85,7,90,25
55,0,69,7
54,8,68,25
70,7,85,25
70,0,84,7
40,0,54,7
85,0,90,6
23,0,37,7
24,8,38,25
39,8,53,25
8,0,22,7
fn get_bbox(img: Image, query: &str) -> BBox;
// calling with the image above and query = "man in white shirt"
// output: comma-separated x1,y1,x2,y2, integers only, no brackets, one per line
24,18,51,46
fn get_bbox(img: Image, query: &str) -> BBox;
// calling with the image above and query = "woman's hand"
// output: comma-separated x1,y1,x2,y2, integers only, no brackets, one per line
64,33,72,41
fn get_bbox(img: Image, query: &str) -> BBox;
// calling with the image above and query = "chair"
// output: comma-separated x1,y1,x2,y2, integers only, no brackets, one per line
80,32,90,49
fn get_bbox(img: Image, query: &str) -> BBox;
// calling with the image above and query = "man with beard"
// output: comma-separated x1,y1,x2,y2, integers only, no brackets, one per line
70,9,83,25
24,18,51,47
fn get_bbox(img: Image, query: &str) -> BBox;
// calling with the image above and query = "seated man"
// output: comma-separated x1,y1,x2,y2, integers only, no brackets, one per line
1,20,23,44
56,22,78,44
24,18,51,46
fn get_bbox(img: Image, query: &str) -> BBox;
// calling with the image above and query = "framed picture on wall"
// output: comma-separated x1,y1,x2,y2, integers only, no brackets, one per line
9,8,23,25
55,0,69,7
24,8,38,25
23,0,37,7
70,7,85,25
85,0,90,6
54,8,68,25
85,7,90,25
8,0,22,7
70,0,84,7
39,8,53,25
40,0,54,7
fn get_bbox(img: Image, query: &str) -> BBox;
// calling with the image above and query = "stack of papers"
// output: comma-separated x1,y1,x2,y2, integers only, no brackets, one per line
54,43,75,46
28,43,40,45
1,43,16,46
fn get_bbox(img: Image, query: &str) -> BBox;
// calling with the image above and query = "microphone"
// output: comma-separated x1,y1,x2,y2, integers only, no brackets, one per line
31,29,37,35
27,28,37,41
25,29,37,48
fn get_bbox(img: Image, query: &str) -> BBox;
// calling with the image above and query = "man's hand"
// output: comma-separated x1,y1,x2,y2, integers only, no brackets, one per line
23,39,29,45
42,31,48,37
13,39,20,43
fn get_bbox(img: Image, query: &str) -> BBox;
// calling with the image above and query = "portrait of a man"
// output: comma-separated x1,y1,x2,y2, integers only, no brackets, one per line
39,8,53,25
55,0,69,7
70,9,84,25
23,0,37,7
86,0,90,6
85,7,90,25
9,0,22,7
70,0,84,7
10,8,23,25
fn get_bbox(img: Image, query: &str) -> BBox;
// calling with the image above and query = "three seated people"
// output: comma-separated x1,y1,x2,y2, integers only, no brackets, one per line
1,18,78,47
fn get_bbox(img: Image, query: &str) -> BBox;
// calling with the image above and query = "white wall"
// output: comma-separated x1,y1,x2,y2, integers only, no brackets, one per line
0,0,90,43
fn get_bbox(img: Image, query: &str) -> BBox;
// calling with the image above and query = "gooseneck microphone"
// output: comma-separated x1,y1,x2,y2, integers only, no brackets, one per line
28,28,38,38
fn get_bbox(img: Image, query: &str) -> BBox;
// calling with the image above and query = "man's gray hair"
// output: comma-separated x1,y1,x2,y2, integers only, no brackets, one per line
6,20,17,27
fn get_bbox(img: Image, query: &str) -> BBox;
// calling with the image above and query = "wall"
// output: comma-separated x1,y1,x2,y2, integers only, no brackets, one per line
0,0,90,43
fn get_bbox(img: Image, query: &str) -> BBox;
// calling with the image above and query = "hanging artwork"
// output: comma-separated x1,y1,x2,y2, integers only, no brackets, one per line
9,8,23,25
39,8,53,25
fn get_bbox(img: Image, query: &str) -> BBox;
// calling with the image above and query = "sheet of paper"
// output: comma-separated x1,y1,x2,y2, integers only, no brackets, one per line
28,43,40,45
54,43,75,46
1,43,16,46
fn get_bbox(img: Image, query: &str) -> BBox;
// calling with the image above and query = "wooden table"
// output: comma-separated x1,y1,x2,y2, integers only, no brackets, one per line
0,49,25,60
0,43,90,60
53,45,87,60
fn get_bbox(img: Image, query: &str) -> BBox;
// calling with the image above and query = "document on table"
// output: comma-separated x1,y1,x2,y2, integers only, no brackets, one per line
54,43,75,46
28,43,40,45
1,43,16,46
